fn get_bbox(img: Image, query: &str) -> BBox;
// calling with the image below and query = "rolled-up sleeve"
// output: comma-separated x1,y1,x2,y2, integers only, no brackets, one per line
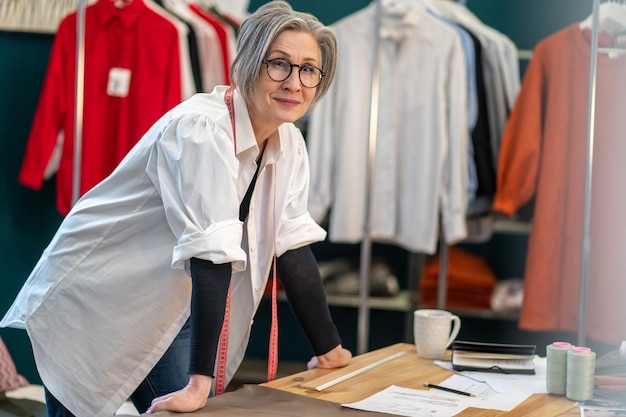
148,113,247,270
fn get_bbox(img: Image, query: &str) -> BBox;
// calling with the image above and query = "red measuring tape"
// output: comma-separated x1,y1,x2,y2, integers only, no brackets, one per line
214,87,279,395
267,247,278,380
214,284,231,396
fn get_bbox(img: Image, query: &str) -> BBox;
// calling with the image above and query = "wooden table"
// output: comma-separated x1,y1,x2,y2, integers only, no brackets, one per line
263,343,580,416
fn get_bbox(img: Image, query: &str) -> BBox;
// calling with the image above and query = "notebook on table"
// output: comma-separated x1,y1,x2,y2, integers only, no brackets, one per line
451,340,537,375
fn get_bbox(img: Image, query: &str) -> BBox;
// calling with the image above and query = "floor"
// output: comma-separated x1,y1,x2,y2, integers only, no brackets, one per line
5,384,140,415
3,358,307,415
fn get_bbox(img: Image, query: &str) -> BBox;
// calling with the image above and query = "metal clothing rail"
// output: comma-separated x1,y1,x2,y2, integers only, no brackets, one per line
578,0,600,347
357,0,383,355
73,0,87,207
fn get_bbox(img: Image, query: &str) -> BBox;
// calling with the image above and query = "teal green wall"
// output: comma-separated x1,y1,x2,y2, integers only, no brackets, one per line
248,0,592,36
0,1,597,384
248,0,370,24
466,0,591,49
0,31,61,384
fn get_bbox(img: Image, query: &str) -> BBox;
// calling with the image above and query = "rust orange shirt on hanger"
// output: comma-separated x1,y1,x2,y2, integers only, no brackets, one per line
493,23,626,345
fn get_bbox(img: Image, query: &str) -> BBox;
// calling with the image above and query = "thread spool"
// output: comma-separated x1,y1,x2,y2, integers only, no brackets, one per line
546,342,572,395
566,346,596,401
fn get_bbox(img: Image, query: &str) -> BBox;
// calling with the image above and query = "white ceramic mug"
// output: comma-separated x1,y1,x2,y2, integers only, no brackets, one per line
413,309,461,359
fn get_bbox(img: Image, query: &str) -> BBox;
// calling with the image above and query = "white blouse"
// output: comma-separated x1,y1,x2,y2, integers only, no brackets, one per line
1,86,326,417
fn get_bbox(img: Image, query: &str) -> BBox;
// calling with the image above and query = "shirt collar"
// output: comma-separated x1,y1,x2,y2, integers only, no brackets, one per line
379,5,424,41
94,0,149,30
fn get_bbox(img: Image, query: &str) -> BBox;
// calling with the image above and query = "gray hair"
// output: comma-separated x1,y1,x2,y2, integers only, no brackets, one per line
230,0,337,106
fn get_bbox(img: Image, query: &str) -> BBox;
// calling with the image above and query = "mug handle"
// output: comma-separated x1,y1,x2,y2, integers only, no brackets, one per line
445,314,461,348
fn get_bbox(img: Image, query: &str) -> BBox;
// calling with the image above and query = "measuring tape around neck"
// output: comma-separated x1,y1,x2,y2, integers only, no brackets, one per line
214,87,279,395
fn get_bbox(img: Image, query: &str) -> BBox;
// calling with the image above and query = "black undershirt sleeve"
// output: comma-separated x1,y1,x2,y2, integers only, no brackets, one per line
276,246,342,356
188,257,231,376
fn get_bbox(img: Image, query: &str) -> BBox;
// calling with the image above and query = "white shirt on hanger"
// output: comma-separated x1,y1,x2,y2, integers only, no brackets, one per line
307,3,468,254
161,0,225,90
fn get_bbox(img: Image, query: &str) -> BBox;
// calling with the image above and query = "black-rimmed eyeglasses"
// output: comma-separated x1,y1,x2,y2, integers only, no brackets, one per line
262,58,326,88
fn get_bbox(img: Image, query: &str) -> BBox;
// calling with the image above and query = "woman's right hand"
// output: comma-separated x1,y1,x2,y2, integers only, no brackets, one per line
307,344,352,369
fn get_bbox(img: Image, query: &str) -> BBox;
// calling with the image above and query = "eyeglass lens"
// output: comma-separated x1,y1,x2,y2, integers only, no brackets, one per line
265,59,323,88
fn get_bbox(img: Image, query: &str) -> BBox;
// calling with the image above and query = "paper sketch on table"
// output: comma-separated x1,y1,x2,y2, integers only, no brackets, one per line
435,355,547,395
342,356,546,416
434,374,532,411
342,385,472,417
342,376,532,416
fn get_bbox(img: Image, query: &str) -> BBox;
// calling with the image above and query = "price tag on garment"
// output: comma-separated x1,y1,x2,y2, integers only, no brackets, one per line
107,67,132,97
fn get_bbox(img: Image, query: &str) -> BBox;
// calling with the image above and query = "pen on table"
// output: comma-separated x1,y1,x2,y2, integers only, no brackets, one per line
423,382,475,397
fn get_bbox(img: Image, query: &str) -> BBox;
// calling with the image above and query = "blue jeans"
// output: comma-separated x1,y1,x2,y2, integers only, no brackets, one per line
45,320,193,417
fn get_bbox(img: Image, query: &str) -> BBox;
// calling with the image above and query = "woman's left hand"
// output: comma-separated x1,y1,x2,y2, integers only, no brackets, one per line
145,374,211,414
307,344,352,370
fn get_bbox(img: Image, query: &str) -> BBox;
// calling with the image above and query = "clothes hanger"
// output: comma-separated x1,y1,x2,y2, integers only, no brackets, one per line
381,0,412,18
580,0,626,57
111,0,133,9
410,0,444,16
431,0,482,26
580,0,626,36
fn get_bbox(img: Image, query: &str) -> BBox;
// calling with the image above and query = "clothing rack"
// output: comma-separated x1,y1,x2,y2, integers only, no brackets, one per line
0,0,249,33
356,0,468,354
433,0,604,349
57,0,246,207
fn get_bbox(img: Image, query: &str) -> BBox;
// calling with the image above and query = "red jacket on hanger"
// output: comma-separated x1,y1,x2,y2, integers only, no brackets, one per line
18,0,184,214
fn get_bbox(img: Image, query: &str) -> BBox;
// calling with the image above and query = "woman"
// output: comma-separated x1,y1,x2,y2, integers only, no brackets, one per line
1,1,351,416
